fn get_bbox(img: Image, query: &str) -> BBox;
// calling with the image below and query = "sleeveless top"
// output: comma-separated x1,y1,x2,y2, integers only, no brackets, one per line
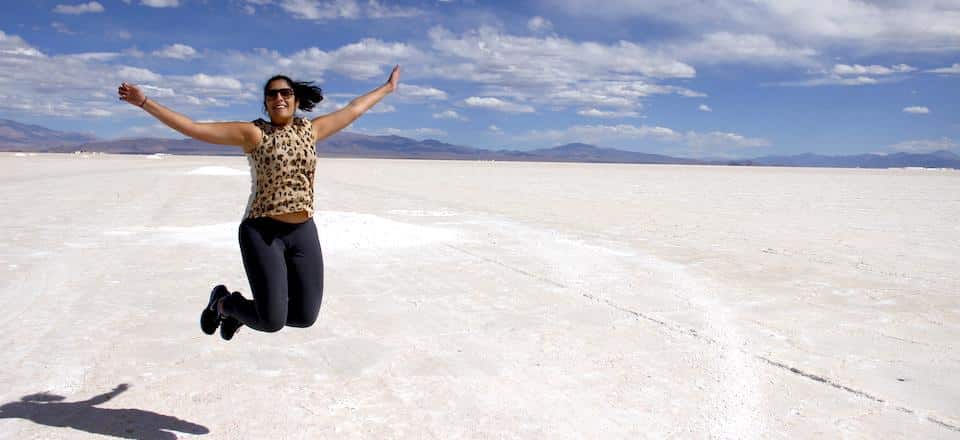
243,117,317,219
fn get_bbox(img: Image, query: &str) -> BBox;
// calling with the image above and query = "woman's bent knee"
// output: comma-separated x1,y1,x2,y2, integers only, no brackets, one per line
285,312,319,328
260,316,287,332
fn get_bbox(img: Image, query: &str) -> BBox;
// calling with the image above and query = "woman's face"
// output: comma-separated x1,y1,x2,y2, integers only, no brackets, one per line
264,79,297,122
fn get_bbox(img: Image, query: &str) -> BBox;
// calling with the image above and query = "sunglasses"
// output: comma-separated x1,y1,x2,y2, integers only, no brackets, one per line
265,88,295,99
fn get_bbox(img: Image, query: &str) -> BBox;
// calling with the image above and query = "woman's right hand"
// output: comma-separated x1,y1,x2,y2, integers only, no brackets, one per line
118,82,146,106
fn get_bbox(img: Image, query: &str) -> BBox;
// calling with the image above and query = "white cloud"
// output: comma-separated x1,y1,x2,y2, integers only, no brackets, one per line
65,52,120,61
833,63,915,76
119,123,181,139
279,0,421,20
365,127,447,138
542,0,960,53
685,131,770,148
369,103,396,113
153,44,198,59
287,39,422,80
187,74,244,91
527,16,553,33
366,0,422,18
518,123,769,149
51,22,77,35
320,96,395,113
463,97,535,113
423,26,699,114
139,85,176,97
141,0,179,7
0,31,256,119
118,66,162,82
927,63,960,74
520,124,681,144
890,137,958,153
903,106,930,114
428,26,696,83
488,125,503,134
698,104,712,112
671,32,818,66
778,74,892,87
397,84,448,101
577,108,641,118
88,108,113,117
53,2,104,14
433,110,467,121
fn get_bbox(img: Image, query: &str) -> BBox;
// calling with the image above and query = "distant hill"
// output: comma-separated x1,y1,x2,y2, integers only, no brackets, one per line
751,150,960,169
1,118,958,169
0,119,96,149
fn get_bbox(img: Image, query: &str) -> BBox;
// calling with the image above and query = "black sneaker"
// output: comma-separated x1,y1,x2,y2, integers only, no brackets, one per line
201,285,229,335
220,316,243,341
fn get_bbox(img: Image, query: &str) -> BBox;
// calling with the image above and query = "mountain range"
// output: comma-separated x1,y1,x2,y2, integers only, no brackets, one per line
2,118,958,169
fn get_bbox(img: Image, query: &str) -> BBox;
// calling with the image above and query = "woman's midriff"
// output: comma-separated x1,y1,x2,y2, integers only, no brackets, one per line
269,210,310,224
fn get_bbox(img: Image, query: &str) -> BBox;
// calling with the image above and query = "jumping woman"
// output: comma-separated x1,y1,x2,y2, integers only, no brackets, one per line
117,65,400,340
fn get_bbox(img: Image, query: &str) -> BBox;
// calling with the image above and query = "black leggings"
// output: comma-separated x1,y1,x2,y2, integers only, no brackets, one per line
221,217,324,332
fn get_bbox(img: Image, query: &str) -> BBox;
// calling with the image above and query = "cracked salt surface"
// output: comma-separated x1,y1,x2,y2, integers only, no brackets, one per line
2,155,958,439
102,211,460,254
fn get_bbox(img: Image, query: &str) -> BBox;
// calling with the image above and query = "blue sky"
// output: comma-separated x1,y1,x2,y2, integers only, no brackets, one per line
0,0,958,157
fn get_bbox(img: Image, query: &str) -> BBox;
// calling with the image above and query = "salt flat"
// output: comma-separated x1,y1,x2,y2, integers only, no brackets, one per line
0,152,957,439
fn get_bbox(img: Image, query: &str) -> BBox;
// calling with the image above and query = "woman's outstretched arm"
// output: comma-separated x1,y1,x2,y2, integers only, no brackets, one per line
118,83,261,152
311,65,400,142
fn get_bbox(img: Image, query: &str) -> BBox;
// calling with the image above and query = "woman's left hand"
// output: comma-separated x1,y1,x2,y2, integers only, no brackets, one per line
385,65,400,93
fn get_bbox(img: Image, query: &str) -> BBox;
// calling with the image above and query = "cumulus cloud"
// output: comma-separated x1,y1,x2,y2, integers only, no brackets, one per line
153,43,198,59
527,16,553,33
777,66,914,87
118,66,162,82
141,0,179,7
685,131,769,148
520,124,681,144
670,32,818,66
518,123,768,150
423,26,701,114
577,108,641,118
279,0,422,20
833,63,915,76
318,95,395,113
428,26,695,83
698,104,712,112
463,97,535,113
51,22,77,35
186,73,244,91
541,0,960,53
927,63,960,74
903,106,930,114
489,125,503,134
53,2,104,14
364,127,447,138
433,110,467,120
890,137,957,153
291,39,423,79
396,84,448,101
0,30,266,119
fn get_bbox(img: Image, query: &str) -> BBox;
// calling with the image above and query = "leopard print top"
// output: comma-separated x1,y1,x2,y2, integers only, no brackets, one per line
244,117,317,219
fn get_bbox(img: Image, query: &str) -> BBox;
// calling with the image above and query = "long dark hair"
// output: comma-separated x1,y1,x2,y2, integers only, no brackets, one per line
263,75,323,112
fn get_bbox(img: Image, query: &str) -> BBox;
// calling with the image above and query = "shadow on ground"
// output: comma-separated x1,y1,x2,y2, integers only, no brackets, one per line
0,383,208,439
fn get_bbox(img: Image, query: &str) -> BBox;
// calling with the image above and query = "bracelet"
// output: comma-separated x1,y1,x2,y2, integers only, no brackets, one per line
139,97,148,108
